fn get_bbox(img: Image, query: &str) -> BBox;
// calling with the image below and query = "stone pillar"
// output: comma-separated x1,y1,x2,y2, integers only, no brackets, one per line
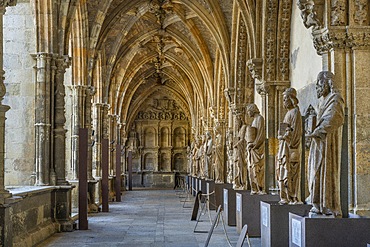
53,55,70,185
108,114,118,175
92,102,103,177
85,86,95,181
33,52,53,186
70,85,86,180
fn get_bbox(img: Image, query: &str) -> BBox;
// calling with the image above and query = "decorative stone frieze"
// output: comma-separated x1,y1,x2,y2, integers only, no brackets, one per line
331,28,370,49
277,0,292,81
265,0,278,81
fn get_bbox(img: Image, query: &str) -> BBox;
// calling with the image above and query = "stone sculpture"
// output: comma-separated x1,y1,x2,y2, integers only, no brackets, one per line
276,88,302,204
191,140,197,176
195,138,203,178
246,103,265,195
213,124,224,183
203,131,213,180
306,71,344,217
233,117,247,190
226,130,234,184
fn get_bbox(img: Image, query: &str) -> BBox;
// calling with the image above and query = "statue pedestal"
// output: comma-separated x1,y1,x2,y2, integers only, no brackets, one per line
261,201,311,247
199,179,207,194
223,188,236,226
185,175,191,191
289,213,370,247
205,180,216,210
214,183,232,210
236,191,279,236
191,176,198,196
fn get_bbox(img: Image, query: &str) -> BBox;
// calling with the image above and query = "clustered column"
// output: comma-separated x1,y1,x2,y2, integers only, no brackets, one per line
70,85,87,180
0,0,16,203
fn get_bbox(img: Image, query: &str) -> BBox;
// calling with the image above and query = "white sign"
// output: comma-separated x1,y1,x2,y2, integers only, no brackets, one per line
262,205,268,227
236,194,241,212
292,218,302,247
224,190,228,205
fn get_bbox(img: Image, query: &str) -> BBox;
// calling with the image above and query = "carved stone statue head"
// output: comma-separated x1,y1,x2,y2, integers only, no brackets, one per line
246,103,260,117
316,71,334,98
283,87,299,109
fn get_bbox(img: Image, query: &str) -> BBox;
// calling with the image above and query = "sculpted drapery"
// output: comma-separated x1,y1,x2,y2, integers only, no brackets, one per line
276,88,302,204
307,71,344,216
246,104,265,195
233,117,247,189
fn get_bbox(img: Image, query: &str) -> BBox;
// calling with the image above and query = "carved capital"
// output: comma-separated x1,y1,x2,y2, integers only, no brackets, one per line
312,28,333,55
247,58,263,80
256,81,270,96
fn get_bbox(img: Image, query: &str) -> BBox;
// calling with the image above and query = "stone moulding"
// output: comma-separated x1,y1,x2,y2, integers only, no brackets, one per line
330,27,370,49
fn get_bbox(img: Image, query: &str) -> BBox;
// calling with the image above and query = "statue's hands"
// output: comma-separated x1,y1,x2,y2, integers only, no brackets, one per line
277,135,284,140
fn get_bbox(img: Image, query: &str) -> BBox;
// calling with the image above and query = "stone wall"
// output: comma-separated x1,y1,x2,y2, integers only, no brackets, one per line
0,187,63,246
3,2,36,186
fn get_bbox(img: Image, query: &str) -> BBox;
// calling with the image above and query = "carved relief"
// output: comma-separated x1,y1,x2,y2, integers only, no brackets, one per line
137,97,188,121
331,30,370,49
277,0,292,81
331,0,346,26
266,0,278,81
354,0,368,26
236,19,247,105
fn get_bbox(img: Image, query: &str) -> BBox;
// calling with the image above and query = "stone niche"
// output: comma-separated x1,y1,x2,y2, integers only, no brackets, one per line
128,94,190,188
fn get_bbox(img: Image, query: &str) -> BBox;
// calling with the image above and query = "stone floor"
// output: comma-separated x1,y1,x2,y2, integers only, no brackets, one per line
37,188,261,247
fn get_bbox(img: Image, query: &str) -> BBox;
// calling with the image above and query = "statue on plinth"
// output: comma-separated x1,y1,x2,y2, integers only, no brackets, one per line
214,124,224,183
306,71,344,217
195,138,203,178
246,103,265,195
233,116,247,190
191,140,197,176
203,131,213,180
276,88,302,204
187,145,192,175
226,130,234,184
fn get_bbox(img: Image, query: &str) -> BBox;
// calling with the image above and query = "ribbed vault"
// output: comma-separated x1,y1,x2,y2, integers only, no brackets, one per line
83,0,231,135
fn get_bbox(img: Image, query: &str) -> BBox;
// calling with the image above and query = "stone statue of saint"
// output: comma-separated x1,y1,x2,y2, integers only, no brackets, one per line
233,116,247,190
191,140,197,176
214,124,224,183
306,71,344,216
246,103,265,195
187,145,192,175
203,131,213,180
195,138,203,178
276,88,302,204
226,130,234,184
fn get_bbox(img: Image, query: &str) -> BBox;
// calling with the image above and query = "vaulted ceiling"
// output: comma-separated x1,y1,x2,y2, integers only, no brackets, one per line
82,0,233,129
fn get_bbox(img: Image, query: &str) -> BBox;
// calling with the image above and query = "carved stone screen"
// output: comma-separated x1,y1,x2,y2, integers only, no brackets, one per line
128,92,190,188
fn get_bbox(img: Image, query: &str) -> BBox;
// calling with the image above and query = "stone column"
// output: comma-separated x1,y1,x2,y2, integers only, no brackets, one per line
70,85,86,180
92,102,103,177
85,86,95,180
53,55,70,185
33,52,53,186
108,114,118,175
